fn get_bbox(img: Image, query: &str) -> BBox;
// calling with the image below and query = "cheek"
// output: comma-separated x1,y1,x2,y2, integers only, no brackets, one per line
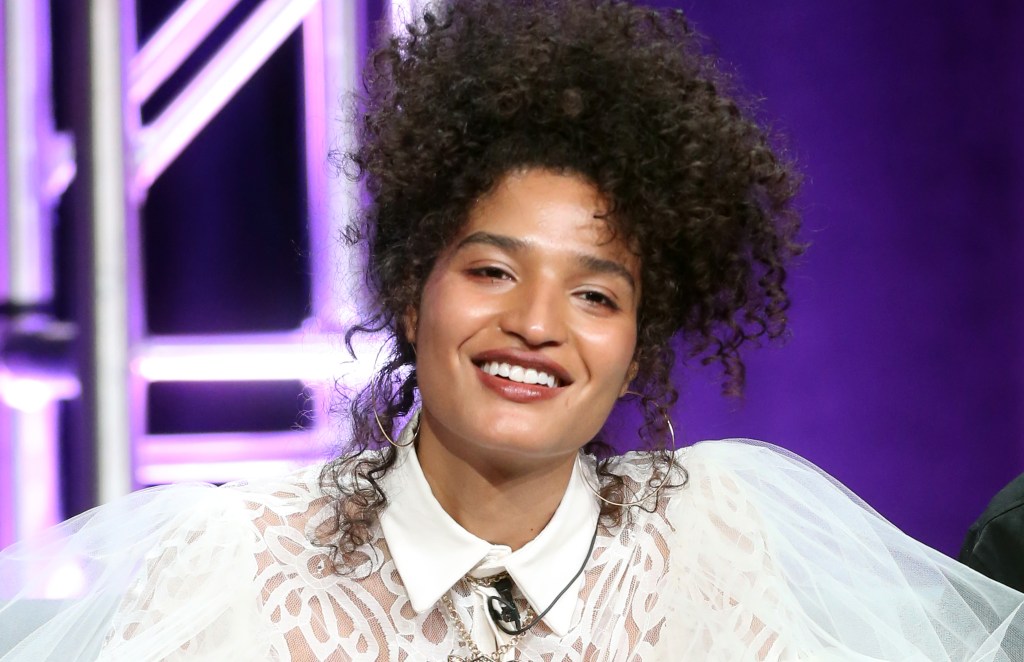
579,320,637,384
415,272,489,354
415,278,452,352
612,330,639,383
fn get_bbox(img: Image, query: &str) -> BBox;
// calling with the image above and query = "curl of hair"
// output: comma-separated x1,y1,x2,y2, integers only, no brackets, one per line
318,0,802,571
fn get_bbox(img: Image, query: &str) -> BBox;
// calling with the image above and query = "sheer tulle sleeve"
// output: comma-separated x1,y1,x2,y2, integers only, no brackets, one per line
664,440,1024,661
0,485,274,661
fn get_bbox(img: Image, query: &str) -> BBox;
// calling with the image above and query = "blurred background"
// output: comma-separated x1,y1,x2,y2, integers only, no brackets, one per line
0,0,1021,558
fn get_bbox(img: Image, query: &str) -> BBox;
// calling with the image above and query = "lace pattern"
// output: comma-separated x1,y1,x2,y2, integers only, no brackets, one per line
101,457,690,660
5,440,1019,661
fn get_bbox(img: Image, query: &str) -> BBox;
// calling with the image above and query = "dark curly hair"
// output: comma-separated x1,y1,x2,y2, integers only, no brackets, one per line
318,0,802,570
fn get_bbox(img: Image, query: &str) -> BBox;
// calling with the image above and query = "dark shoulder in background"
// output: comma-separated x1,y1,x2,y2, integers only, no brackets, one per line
960,474,1024,593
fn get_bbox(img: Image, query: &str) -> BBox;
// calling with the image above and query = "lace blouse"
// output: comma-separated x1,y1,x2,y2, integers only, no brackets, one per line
1,439,1022,661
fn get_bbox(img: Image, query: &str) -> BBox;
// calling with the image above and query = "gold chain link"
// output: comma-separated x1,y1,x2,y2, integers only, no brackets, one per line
463,572,510,588
442,587,531,662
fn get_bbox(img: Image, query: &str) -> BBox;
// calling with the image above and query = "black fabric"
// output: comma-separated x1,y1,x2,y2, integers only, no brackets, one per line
959,473,1024,592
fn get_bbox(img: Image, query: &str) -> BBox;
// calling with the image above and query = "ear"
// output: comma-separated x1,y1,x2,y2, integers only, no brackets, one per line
403,306,418,346
619,360,639,397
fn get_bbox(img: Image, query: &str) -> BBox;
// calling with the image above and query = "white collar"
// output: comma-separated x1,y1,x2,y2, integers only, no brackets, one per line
377,417,600,637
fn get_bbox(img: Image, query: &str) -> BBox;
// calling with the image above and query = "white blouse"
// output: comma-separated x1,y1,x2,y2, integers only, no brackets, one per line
377,433,601,657
0,436,1022,661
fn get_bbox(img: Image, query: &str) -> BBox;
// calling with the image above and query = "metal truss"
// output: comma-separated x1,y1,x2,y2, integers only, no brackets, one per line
0,0,429,548
1,0,76,547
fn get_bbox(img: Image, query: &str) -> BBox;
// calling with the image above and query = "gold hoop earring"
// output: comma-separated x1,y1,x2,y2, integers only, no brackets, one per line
374,405,416,448
580,391,676,507
371,342,416,448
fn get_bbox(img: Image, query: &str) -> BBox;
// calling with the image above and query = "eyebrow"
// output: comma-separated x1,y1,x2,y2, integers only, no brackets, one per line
456,231,636,291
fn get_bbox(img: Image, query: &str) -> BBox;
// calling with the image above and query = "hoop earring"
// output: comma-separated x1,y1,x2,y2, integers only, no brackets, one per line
580,391,676,508
371,342,416,448
374,404,415,448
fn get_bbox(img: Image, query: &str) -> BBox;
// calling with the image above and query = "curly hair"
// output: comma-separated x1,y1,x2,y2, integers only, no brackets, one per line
318,0,802,570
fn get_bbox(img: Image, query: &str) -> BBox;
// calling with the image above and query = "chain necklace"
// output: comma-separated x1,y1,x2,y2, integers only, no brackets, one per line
442,586,532,662
463,572,510,588
443,523,599,659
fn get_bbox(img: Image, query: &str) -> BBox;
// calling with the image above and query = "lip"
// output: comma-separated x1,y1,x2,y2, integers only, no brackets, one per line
471,349,571,405
471,349,573,386
476,368,563,403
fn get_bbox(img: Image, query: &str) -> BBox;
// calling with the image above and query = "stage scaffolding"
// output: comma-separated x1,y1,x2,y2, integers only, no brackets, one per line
0,0,423,549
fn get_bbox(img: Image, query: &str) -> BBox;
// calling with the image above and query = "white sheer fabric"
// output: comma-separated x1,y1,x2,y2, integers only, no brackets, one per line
1,440,1022,661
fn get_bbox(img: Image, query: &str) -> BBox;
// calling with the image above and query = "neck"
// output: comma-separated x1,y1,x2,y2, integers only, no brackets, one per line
416,412,576,551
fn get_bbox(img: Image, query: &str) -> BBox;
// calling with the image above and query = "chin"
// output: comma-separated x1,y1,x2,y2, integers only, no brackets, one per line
470,417,590,460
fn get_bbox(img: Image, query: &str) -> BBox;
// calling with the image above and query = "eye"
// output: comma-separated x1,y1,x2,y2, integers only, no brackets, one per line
577,290,620,311
467,266,513,282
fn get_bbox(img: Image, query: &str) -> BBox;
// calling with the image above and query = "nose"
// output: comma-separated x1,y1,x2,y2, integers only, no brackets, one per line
499,279,568,347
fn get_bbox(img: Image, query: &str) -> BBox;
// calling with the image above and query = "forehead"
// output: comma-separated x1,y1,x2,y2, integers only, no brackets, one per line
457,169,634,263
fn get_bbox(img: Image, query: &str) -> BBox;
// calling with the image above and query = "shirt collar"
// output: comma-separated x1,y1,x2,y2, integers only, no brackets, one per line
378,415,600,637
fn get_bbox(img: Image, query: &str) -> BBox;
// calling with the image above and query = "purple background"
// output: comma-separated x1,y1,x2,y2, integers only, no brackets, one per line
26,0,1023,559
657,0,1024,556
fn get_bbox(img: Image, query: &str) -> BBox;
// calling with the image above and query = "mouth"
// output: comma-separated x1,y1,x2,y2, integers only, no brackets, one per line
477,361,561,388
471,351,572,390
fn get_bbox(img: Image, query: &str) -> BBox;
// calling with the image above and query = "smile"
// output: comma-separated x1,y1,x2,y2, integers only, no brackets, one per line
479,361,559,388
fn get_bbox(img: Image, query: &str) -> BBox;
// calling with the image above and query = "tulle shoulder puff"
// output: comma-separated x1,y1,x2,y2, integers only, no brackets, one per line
662,439,1024,661
0,467,325,662
97,488,275,661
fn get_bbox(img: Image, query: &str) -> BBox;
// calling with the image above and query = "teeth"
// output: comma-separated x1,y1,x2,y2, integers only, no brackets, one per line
479,362,558,388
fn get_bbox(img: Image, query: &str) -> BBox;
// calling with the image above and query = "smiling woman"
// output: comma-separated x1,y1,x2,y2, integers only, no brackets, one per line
2,0,1023,661
414,172,638,453
410,170,640,551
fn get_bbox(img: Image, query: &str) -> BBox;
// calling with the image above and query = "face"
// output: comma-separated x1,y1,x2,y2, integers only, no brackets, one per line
408,169,640,469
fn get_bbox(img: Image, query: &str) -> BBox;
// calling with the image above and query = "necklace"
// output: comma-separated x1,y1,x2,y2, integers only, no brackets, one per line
463,572,510,588
442,590,532,662
444,523,599,657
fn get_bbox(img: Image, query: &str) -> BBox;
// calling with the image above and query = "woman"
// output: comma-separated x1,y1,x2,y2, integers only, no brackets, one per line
2,1,1022,660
